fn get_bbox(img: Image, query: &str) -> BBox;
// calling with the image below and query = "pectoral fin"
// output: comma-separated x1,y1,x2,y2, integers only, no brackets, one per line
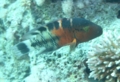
67,38,77,53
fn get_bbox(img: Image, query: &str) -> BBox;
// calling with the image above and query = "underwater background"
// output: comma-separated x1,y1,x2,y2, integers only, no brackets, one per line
0,0,120,82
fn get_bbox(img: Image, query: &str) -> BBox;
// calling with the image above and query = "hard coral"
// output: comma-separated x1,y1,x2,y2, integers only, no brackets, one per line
86,30,120,82
62,0,73,17
35,0,45,6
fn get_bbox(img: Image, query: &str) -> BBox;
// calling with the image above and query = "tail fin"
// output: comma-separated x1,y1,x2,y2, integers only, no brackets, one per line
12,40,32,58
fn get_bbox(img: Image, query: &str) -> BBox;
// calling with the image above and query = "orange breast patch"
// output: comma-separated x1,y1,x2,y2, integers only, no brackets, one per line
51,27,74,46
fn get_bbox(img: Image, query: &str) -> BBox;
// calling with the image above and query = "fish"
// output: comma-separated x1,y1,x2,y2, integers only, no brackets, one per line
13,18,103,58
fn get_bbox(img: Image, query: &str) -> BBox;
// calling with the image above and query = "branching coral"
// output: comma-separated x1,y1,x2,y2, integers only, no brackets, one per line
86,30,120,82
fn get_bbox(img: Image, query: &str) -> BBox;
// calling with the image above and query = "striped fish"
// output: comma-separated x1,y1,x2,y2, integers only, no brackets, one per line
13,18,103,57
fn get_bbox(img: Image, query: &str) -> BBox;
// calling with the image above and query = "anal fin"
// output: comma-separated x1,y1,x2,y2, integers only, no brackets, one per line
66,38,77,53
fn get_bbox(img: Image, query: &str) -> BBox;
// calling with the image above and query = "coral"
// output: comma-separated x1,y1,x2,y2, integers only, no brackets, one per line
86,30,120,82
6,0,32,28
0,19,6,34
76,0,85,9
23,45,87,82
0,0,120,82
0,0,32,82
62,0,73,17
24,63,57,82
35,0,45,6
0,33,30,82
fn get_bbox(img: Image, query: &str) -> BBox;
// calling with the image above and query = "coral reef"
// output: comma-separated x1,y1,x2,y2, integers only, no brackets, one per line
62,0,73,17
23,45,88,82
86,30,120,82
24,63,57,82
0,0,120,82
35,0,45,6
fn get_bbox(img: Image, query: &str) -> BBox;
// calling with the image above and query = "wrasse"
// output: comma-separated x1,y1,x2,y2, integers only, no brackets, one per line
13,18,102,57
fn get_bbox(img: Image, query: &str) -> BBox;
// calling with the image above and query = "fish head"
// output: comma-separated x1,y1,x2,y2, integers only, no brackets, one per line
73,23,103,43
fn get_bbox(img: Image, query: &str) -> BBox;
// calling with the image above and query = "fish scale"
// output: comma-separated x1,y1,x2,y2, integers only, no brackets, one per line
30,31,59,49
13,17,103,58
